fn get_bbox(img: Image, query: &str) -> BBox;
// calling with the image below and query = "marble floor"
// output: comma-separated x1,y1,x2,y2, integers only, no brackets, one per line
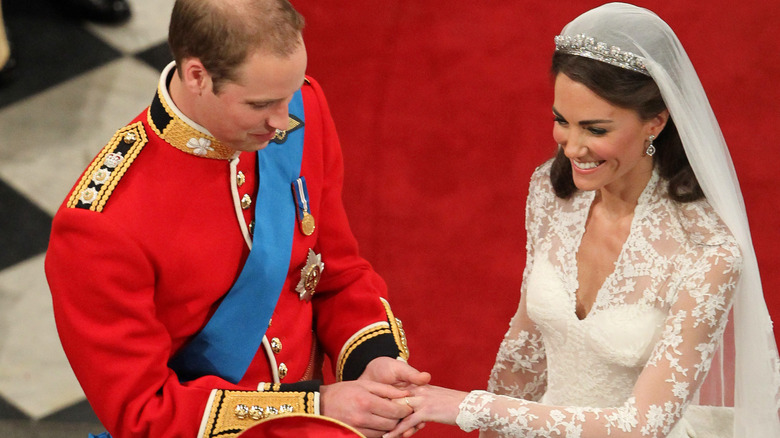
0,0,175,435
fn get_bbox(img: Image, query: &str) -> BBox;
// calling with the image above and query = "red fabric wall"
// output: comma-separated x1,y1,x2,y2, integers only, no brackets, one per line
296,1,780,435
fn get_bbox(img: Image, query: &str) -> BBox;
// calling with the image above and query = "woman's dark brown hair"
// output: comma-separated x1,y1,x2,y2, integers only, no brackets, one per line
550,53,703,202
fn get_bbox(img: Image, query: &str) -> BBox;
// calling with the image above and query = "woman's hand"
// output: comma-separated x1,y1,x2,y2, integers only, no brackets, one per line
383,385,469,438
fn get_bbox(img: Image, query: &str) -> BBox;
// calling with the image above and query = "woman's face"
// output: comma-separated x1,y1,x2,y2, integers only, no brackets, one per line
552,73,666,197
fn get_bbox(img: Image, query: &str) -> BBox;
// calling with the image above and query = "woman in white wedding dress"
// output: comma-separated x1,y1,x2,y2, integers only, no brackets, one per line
386,3,780,438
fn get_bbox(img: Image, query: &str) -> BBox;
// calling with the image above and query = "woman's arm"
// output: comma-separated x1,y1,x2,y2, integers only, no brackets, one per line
487,291,547,400
388,238,741,438
487,165,551,400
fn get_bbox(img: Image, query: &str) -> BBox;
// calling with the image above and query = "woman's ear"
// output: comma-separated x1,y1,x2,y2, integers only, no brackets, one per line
649,109,670,137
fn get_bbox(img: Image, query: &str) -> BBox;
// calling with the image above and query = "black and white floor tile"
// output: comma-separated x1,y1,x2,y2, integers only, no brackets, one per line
0,0,175,435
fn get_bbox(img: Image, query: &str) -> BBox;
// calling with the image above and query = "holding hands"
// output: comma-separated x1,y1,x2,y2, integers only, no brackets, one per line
320,357,432,437
320,356,466,438
384,384,468,438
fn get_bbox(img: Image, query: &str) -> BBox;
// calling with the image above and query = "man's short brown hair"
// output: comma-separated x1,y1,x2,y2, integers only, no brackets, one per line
168,0,305,93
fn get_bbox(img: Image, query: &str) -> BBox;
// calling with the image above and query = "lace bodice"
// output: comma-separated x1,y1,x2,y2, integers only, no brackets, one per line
457,162,742,437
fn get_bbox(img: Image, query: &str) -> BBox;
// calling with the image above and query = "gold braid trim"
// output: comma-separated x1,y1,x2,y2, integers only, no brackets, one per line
202,390,315,438
67,122,148,212
259,383,282,392
336,324,392,382
380,297,410,361
306,392,316,414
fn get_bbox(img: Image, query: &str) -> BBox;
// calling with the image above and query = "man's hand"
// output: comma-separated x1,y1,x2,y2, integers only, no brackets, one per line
358,357,431,389
319,379,412,438
319,358,432,437
358,357,432,437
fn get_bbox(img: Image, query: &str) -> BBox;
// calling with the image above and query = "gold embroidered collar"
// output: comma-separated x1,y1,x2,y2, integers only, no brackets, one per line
147,64,238,160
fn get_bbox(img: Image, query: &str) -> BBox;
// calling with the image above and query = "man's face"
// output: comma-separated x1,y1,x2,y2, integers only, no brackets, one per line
198,43,308,152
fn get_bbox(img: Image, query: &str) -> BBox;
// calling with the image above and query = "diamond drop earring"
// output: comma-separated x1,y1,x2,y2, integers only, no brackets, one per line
645,134,656,156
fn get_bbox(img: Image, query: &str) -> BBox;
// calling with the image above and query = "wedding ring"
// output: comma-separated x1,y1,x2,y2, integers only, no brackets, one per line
404,397,412,408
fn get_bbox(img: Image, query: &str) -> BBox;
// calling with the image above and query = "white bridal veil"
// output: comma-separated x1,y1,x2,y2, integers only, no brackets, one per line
556,3,780,436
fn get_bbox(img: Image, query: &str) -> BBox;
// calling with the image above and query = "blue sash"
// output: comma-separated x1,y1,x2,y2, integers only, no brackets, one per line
169,91,305,383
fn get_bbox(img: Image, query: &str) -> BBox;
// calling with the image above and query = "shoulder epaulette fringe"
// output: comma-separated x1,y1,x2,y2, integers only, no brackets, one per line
67,122,148,212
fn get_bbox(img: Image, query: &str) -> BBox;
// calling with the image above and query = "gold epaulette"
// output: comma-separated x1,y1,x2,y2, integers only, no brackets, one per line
201,389,318,438
66,122,148,212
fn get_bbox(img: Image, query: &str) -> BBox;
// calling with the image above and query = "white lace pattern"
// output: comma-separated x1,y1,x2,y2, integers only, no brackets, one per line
458,163,742,437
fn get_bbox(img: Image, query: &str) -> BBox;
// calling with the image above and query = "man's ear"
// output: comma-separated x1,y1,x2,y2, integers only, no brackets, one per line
179,58,211,96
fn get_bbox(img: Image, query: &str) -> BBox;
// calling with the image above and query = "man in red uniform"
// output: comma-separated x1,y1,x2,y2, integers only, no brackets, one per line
45,0,429,437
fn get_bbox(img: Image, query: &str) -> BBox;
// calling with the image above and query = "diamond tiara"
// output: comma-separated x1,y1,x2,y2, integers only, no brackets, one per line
554,34,649,76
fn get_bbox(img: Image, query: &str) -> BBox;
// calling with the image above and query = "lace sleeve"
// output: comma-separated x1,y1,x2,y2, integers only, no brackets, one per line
486,292,547,400
459,240,742,437
486,167,549,400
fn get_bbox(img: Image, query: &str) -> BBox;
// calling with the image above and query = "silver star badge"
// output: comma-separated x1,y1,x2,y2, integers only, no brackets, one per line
296,249,324,301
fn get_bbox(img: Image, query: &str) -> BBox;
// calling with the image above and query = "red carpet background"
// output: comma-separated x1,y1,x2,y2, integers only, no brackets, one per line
294,1,780,436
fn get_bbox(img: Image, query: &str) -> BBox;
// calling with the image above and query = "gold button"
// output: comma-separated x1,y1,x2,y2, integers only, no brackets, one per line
236,171,245,187
278,363,288,380
241,194,252,209
271,337,282,354
248,220,255,235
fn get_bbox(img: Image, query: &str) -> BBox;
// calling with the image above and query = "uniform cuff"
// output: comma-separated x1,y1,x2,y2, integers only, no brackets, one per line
336,298,409,381
198,388,320,438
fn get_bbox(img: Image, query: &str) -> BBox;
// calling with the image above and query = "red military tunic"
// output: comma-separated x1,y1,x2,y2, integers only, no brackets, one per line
45,65,408,438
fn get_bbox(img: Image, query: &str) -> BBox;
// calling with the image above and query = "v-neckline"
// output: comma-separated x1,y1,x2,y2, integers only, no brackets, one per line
568,171,659,321
572,223,628,321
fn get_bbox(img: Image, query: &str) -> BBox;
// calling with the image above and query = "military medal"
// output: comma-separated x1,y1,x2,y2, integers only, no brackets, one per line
296,249,325,301
301,212,315,236
292,177,315,236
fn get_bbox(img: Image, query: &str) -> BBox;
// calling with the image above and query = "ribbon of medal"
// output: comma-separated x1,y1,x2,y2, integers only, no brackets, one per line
292,177,315,236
